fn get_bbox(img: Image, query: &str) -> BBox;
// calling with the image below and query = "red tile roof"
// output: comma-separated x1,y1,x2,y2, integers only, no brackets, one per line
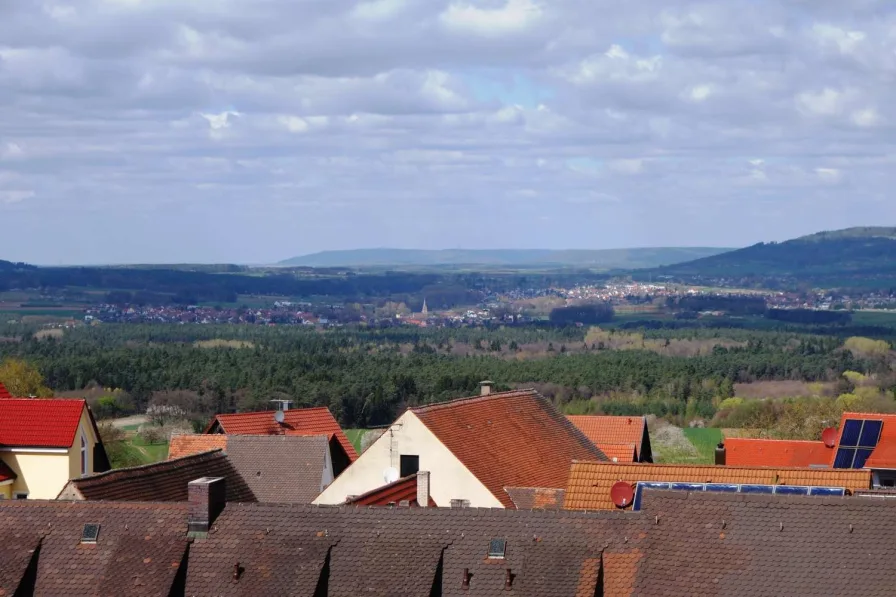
344,473,437,507
835,411,896,467
205,406,358,461
866,444,896,469
0,398,86,448
0,461,16,483
725,438,833,467
168,434,228,459
410,389,606,508
564,461,872,510
0,382,11,400
567,415,646,459
595,443,638,463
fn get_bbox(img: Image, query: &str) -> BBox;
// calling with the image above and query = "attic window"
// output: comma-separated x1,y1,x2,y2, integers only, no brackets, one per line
81,523,100,543
487,538,506,559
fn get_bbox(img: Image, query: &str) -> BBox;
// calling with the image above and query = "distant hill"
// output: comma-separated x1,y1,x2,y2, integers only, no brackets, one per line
650,227,896,288
279,247,733,269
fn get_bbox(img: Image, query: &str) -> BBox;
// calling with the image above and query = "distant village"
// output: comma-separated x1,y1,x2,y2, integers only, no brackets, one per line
75,281,896,327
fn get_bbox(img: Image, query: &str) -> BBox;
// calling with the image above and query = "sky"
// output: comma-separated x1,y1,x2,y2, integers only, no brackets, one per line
1,0,895,264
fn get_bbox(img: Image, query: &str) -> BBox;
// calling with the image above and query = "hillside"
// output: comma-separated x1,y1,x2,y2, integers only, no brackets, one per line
649,227,896,288
279,247,732,269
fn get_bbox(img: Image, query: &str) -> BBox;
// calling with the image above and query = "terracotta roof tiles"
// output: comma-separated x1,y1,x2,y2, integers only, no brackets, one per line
0,398,85,448
568,415,646,459
596,443,638,463
167,434,227,459
724,437,833,467
411,389,607,507
206,406,358,461
564,461,872,510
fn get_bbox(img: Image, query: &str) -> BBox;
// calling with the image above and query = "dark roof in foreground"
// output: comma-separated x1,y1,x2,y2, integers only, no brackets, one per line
636,489,896,596
58,450,256,502
5,489,896,595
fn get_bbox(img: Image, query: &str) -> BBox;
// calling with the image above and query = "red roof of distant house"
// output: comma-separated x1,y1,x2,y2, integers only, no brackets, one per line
866,444,896,469
595,443,638,463
344,473,437,507
567,415,647,459
205,407,358,461
834,412,896,467
410,389,605,508
725,438,833,467
0,398,86,448
0,461,17,483
0,382,11,399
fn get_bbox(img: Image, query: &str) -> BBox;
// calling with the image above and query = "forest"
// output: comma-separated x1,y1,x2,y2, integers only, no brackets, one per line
1,319,894,432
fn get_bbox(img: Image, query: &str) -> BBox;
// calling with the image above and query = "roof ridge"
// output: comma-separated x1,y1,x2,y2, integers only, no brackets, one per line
570,459,868,473
727,438,828,444
75,449,225,483
410,388,538,412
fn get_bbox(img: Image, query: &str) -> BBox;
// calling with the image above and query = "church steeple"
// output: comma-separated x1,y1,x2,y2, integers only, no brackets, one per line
421,298,428,315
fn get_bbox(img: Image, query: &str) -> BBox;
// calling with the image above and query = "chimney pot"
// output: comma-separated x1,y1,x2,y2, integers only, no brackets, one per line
479,381,494,396
462,568,470,589
714,442,726,466
417,471,430,508
188,477,226,534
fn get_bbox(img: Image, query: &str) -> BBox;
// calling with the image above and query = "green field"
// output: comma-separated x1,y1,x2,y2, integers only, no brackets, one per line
853,310,896,328
129,435,169,463
682,428,722,463
345,429,367,453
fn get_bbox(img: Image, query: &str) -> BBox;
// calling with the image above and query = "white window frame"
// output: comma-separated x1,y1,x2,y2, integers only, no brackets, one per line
80,432,88,476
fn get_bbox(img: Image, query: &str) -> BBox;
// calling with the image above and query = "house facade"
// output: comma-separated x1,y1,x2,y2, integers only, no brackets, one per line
0,398,109,499
315,408,502,507
315,388,605,508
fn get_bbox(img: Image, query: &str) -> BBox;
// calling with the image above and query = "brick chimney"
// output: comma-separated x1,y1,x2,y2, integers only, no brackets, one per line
188,477,226,534
416,470,430,507
714,442,726,466
479,380,494,396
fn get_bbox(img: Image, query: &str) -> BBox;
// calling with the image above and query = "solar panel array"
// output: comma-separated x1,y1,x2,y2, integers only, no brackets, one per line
631,482,846,510
833,419,883,469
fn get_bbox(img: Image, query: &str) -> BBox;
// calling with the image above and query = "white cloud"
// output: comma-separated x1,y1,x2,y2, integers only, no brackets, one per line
1,190,35,204
609,158,644,174
440,0,542,36
351,0,407,21
816,167,842,183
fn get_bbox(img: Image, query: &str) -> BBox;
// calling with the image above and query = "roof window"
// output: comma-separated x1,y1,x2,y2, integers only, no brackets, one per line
488,538,506,559
81,523,100,543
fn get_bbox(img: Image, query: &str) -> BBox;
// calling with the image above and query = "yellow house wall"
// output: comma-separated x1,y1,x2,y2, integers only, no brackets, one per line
0,484,11,499
1,452,71,499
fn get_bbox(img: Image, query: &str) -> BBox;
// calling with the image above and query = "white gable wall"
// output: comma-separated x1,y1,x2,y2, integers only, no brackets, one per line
313,411,503,508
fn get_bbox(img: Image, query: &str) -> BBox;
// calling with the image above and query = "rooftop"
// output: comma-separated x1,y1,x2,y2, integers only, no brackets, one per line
0,382,11,400
596,443,638,463
410,389,607,507
567,415,647,459
724,437,833,467
564,460,872,510
503,487,565,510
58,449,256,502
206,406,358,461
0,398,86,448
344,472,436,507
4,490,896,595
167,434,227,459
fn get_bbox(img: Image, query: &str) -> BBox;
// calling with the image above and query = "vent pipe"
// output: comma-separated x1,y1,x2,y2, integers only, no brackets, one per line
479,381,494,396
504,569,513,590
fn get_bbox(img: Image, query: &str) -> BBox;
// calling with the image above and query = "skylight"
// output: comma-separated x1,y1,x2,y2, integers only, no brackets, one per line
488,538,506,559
81,523,100,543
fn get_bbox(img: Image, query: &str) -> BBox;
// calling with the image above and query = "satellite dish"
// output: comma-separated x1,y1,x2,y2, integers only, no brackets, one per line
821,427,838,448
383,467,400,484
274,410,285,424
610,481,634,509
